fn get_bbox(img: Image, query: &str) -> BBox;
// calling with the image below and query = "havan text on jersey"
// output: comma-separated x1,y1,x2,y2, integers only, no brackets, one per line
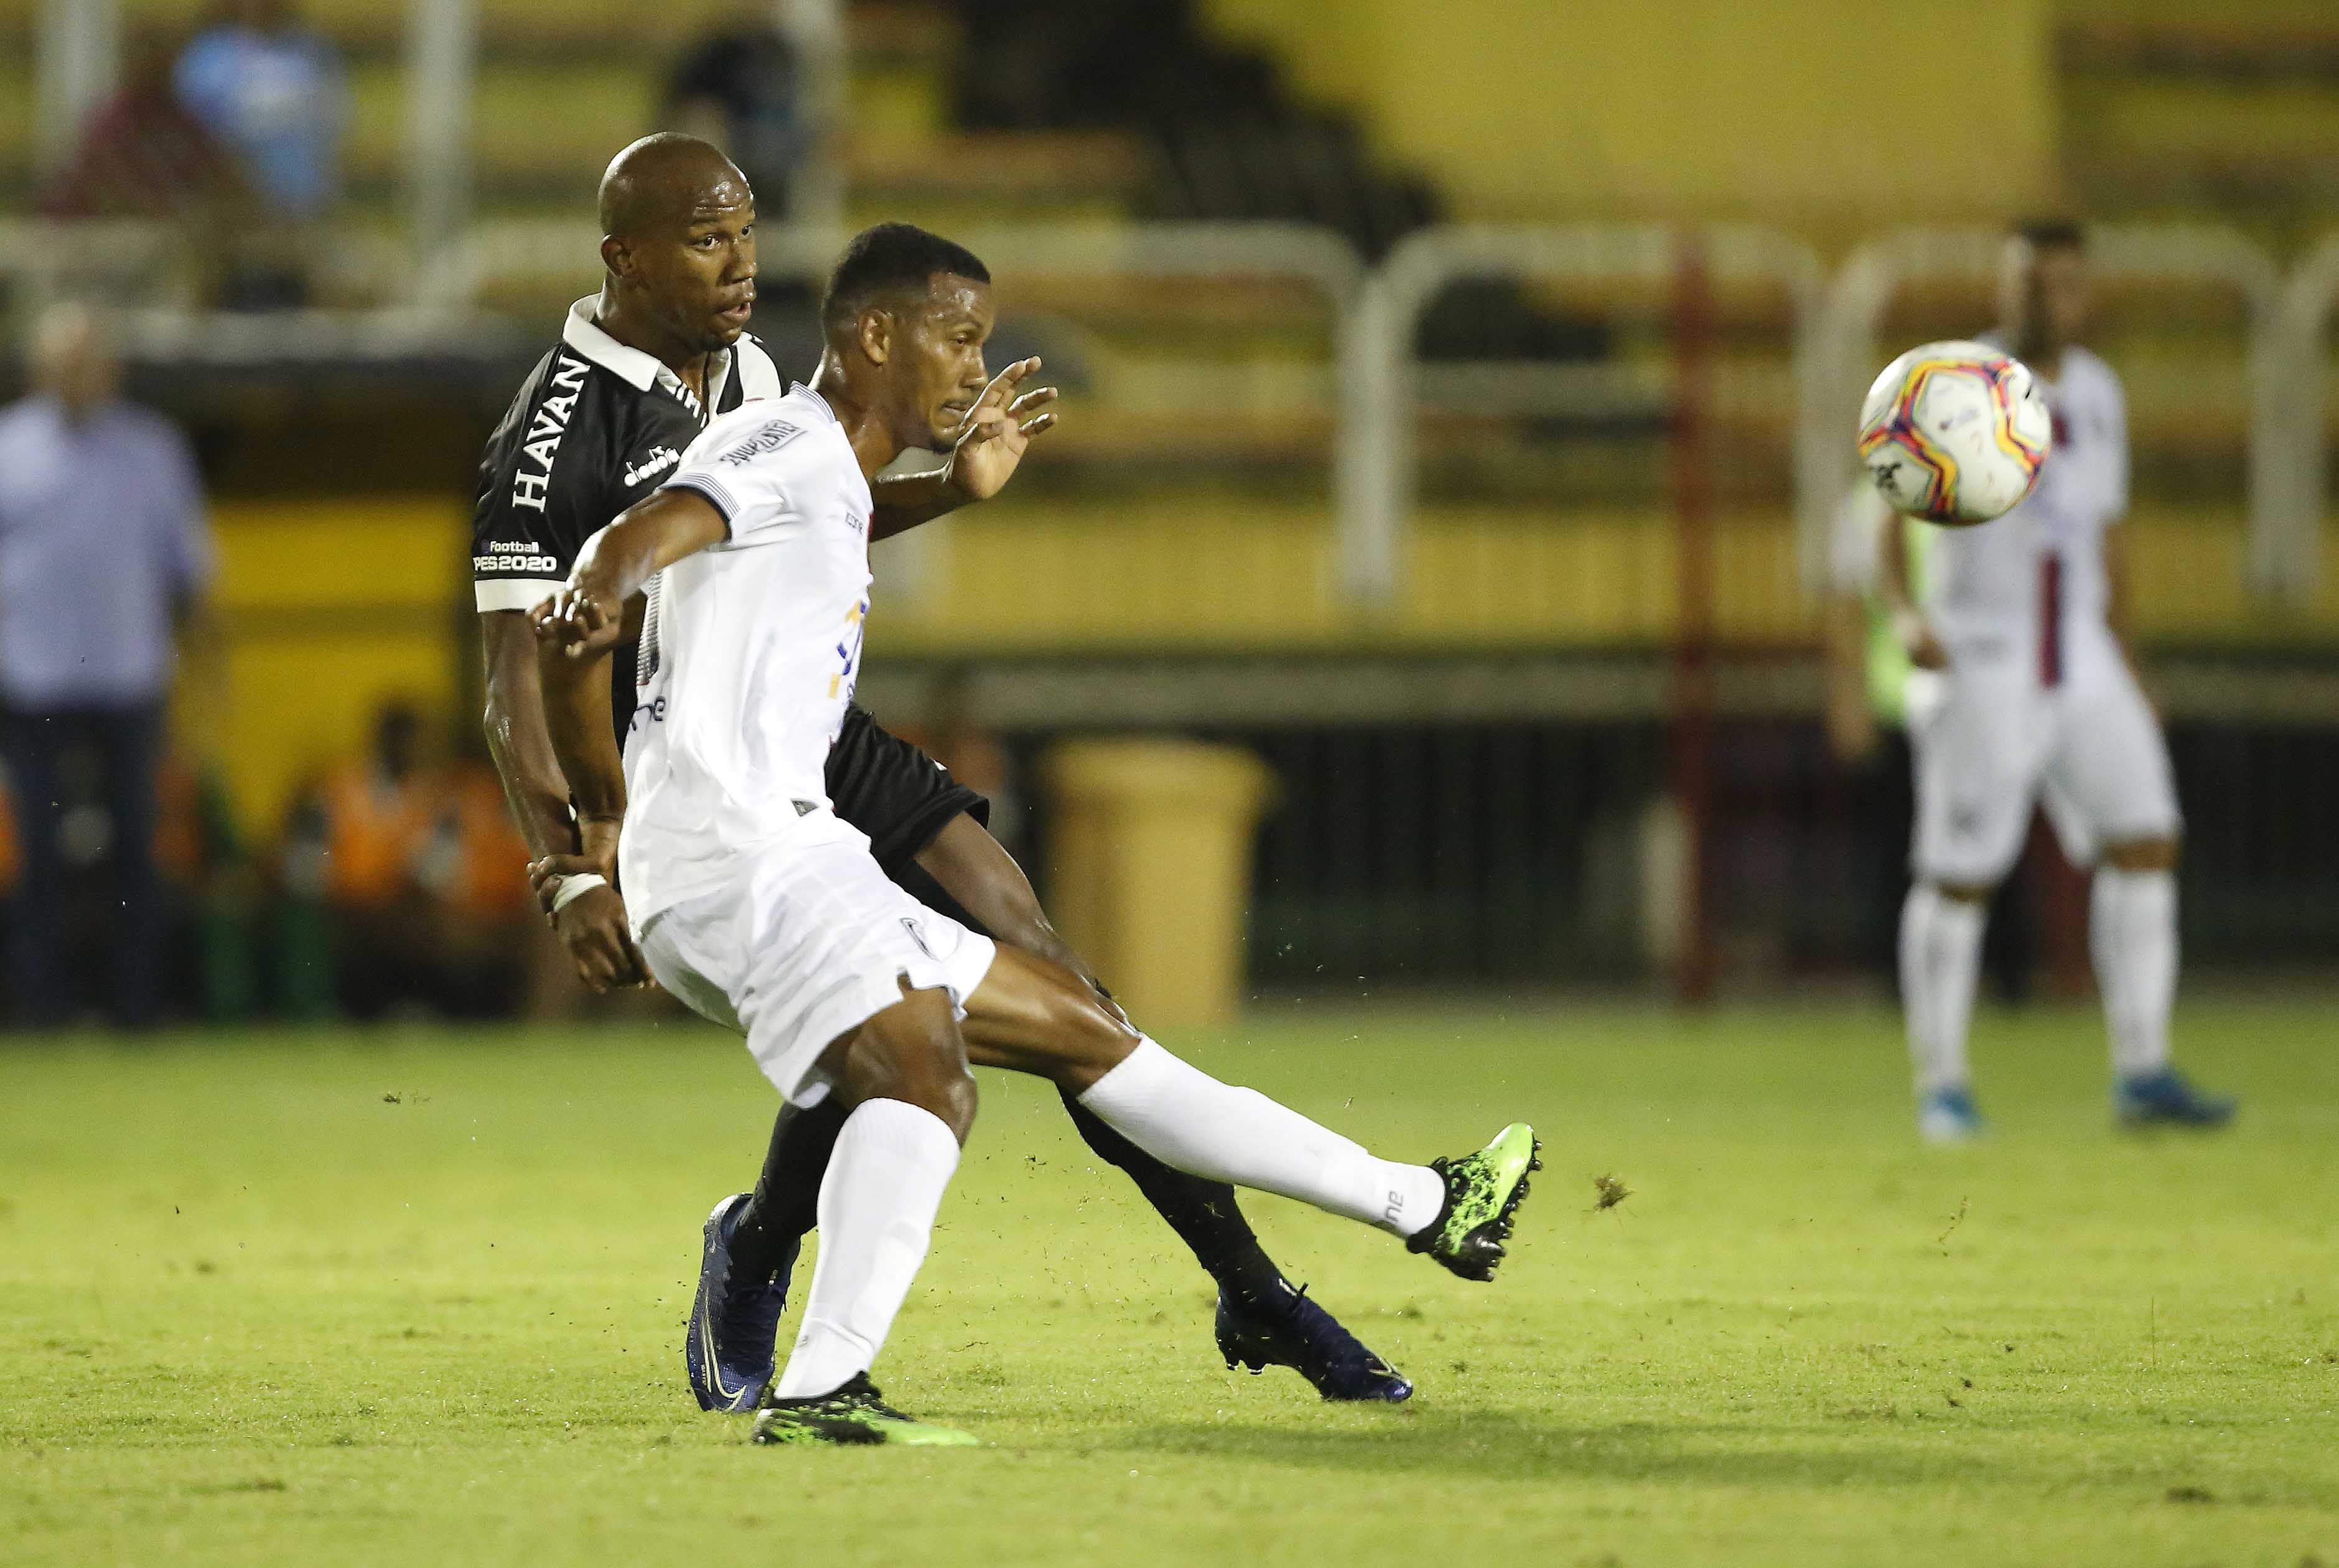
510,352,591,512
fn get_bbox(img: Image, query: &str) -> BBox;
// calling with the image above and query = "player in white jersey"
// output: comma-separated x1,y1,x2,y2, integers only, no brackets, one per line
1876,220,2234,1142
531,224,1543,1445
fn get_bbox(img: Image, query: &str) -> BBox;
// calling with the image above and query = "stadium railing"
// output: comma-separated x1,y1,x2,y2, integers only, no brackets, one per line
7,214,2330,623
1332,223,1828,606
2275,232,2339,599
414,215,1360,318
1815,226,2296,603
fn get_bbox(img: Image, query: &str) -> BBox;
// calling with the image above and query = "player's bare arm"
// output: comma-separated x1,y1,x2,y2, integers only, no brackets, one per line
482,609,650,979
1877,509,1948,671
480,610,586,862
528,497,724,992
866,357,1058,541
525,597,648,991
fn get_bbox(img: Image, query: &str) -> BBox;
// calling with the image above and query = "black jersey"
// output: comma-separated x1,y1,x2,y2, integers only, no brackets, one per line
828,704,990,878
472,299,986,873
471,297,786,614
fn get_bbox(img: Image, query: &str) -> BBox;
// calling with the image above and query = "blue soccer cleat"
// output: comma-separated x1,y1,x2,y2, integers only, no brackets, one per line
686,1193,798,1414
1216,1285,1414,1402
2116,1068,2236,1131
1917,1085,1987,1146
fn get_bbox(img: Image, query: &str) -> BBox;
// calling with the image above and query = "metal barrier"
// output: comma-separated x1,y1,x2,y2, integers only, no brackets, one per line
1333,223,1826,604
2274,233,2339,600
1816,226,2294,600
10,213,2327,613
0,220,193,319
415,218,1363,319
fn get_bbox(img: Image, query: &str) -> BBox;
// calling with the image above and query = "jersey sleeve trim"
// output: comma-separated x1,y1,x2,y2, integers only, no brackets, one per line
663,473,740,529
475,577,564,612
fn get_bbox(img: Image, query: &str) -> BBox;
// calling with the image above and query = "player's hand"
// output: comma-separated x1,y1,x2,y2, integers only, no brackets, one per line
1895,608,1950,671
530,851,650,993
945,357,1057,503
530,582,625,660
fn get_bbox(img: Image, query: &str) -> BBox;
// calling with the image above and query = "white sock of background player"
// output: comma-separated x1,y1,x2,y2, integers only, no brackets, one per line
2091,866,2177,1081
1078,1038,1449,1238
1899,883,1985,1095
770,1098,959,1401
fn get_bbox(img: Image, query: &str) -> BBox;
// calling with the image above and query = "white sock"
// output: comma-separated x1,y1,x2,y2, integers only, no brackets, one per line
1078,1038,1447,1237
2091,866,2177,1080
1899,884,1985,1095
770,1098,960,1401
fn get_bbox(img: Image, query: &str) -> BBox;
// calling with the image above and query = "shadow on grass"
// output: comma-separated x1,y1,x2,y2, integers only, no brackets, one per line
1108,1409,2013,1488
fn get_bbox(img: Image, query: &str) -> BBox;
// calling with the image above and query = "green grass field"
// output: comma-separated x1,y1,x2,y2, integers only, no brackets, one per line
4,998,2337,1566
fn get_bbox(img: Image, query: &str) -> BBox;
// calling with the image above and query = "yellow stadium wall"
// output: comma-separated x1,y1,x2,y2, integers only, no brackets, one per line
1200,0,2058,225
206,500,469,834
196,496,2337,842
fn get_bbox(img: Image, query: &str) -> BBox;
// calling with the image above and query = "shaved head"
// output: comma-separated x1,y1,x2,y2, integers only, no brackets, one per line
592,133,760,360
597,133,750,240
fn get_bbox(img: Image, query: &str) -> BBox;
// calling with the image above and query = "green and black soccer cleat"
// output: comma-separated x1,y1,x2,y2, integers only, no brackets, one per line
1408,1122,1541,1281
749,1372,978,1447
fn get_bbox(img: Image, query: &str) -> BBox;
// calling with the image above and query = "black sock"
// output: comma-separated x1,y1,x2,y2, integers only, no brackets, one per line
1059,1090,1290,1305
729,1095,849,1280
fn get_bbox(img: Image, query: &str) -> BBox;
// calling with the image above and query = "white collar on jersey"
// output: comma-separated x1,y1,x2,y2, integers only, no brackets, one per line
788,381,841,424
560,297,741,418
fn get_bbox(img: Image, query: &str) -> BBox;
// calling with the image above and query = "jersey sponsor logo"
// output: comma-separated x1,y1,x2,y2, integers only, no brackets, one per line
716,419,803,466
623,446,681,486
510,353,590,511
475,552,562,575
900,917,936,960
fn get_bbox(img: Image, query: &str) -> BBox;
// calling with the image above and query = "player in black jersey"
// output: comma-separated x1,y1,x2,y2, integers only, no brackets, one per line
474,135,1409,1407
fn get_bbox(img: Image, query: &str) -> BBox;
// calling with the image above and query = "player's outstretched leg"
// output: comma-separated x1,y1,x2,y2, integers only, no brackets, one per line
1900,882,1989,1144
2092,849,2234,1130
910,811,1406,1394
750,986,981,1448
686,1096,847,1412
1060,1091,1411,1400
965,948,1541,1282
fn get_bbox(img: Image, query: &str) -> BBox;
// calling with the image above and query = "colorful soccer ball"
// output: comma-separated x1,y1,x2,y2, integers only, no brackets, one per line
1856,340,2052,526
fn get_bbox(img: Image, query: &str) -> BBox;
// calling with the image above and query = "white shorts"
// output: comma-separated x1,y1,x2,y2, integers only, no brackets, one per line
1908,628,2182,886
635,818,996,1105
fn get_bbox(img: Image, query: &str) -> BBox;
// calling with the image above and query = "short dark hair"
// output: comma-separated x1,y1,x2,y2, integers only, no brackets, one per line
821,223,990,332
2012,218,2086,251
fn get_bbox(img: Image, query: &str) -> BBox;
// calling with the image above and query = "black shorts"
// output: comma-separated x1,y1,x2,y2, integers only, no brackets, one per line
825,704,990,880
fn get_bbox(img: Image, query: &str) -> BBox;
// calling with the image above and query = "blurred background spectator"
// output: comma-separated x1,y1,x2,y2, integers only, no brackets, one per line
662,1,813,223
171,0,347,309
277,701,550,1022
0,305,214,1029
37,28,252,228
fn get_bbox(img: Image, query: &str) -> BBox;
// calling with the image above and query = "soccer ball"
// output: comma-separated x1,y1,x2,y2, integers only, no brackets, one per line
1856,340,2052,525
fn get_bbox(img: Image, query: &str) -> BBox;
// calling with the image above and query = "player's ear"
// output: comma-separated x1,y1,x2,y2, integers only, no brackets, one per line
857,306,891,367
600,234,632,284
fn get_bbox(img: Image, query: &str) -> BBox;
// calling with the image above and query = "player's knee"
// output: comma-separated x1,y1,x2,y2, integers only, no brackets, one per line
1039,974,1138,1093
830,989,979,1143
2102,835,2179,872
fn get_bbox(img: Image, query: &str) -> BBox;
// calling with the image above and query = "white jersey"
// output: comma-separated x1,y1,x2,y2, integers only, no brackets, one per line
619,385,874,923
1923,342,2128,660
